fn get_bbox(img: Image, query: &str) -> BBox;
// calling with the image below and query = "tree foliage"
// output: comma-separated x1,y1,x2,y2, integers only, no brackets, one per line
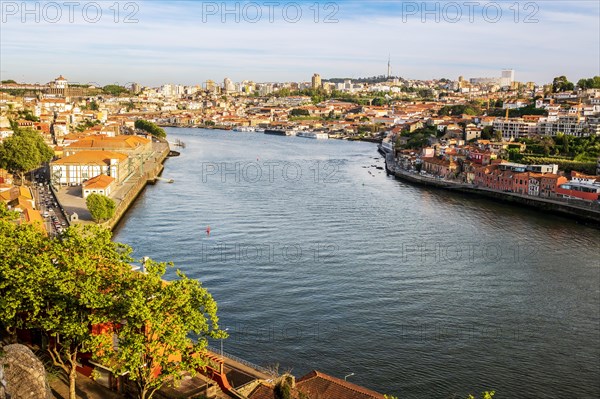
467,391,495,399
0,218,134,399
552,76,574,92
487,104,547,118
93,259,223,399
86,193,116,223
289,108,310,117
0,215,223,399
397,126,437,149
274,375,294,399
0,127,54,184
17,109,40,122
576,76,600,89
438,103,481,116
135,119,166,138
102,84,129,96
481,126,494,140
0,203,50,334
40,225,133,399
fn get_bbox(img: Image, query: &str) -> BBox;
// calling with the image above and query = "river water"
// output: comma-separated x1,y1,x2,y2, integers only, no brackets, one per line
114,128,600,398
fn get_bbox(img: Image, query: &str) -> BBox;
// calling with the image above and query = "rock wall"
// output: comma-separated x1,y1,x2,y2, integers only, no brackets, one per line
0,344,52,399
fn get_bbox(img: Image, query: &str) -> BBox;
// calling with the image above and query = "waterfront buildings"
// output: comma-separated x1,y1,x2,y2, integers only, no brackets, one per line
50,150,128,186
2,73,600,207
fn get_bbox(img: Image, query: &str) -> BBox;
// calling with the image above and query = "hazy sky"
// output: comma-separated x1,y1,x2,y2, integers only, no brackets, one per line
1,0,599,86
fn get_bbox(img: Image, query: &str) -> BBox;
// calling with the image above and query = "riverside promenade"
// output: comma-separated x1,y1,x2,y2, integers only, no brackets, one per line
54,140,170,230
384,153,600,226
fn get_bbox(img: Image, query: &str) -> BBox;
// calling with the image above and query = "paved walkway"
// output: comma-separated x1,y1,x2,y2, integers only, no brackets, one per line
48,371,124,399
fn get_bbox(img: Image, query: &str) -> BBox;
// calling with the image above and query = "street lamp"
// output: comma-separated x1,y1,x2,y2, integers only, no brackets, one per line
344,372,355,381
220,327,229,359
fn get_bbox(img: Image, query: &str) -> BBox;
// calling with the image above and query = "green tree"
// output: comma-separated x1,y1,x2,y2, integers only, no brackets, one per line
17,109,40,122
134,119,167,138
290,108,310,117
438,104,481,116
1,214,225,399
577,77,600,89
539,136,555,157
467,390,495,399
102,84,128,96
371,97,386,106
0,203,51,337
86,193,116,223
0,222,134,399
274,375,294,399
507,148,523,162
577,78,590,89
93,259,224,399
481,126,494,140
0,128,53,184
493,130,503,142
552,76,574,92
39,225,133,399
1,79,17,84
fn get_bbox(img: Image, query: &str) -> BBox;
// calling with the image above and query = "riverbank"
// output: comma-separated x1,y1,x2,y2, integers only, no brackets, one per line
158,124,382,143
54,141,170,231
384,153,600,226
105,141,170,231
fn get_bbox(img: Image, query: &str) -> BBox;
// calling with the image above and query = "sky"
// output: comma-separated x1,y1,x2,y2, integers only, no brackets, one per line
0,0,599,86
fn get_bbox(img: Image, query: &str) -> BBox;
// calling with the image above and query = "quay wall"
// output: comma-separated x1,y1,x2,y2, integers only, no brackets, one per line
385,158,600,226
106,143,170,231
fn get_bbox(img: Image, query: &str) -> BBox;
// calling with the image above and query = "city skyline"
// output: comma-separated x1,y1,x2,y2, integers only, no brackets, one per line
0,0,599,86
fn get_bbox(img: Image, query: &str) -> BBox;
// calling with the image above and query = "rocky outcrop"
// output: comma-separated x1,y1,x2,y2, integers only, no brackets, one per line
0,344,52,399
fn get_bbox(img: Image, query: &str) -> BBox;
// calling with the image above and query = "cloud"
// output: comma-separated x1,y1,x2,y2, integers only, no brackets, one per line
1,0,598,85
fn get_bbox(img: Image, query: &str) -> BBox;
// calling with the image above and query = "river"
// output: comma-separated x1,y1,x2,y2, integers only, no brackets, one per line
113,128,600,398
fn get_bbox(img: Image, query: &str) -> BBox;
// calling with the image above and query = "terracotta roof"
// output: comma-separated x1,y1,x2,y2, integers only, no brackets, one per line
19,186,33,199
296,370,386,399
83,174,115,189
69,135,150,150
0,186,33,203
540,174,563,180
53,150,128,165
247,384,276,399
422,157,451,166
23,208,46,234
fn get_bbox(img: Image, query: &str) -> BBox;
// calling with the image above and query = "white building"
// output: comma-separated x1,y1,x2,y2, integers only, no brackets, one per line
223,78,235,93
500,69,515,87
493,118,537,140
537,116,594,137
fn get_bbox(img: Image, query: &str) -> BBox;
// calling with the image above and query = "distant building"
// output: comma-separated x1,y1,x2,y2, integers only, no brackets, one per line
311,73,322,90
537,115,592,137
500,69,515,87
492,118,537,141
204,80,217,92
470,77,500,86
52,75,68,89
223,77,235,93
